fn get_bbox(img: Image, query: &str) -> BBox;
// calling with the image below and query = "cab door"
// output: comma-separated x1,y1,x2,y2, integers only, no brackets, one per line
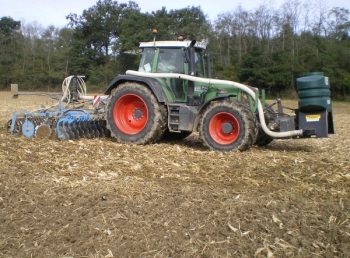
156,48,187,102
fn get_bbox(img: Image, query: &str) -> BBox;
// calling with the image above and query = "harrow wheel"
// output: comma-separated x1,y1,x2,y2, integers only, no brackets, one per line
106,83,167,144
22,120,35,138
199,100,256,151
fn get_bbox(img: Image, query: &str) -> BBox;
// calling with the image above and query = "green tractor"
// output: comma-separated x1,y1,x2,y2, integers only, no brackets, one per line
104,40,334,151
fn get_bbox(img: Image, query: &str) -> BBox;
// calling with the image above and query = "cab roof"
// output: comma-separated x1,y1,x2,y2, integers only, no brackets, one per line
139,40,207,49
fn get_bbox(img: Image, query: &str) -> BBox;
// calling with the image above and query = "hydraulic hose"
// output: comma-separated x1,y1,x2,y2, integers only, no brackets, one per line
61,76,108,102
61,75,87,104
125,70,303,138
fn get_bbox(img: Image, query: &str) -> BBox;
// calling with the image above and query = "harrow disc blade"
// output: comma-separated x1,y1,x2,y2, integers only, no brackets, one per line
76,122,85,137
80,121,90,138
70,122,80,140
64,122,74,140
95,120,104,137
6,120,13,133
9,118,25,136
85,121,94,139
101,120,110,137
35,124,52,139
89,121,100,138
56,120,71,141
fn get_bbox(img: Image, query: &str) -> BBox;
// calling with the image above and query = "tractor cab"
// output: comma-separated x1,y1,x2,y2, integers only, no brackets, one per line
137,40,211,103
138,40,209,77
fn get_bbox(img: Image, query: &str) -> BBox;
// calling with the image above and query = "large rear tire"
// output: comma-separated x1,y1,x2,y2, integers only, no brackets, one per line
106,83,167,144
199,100,256,151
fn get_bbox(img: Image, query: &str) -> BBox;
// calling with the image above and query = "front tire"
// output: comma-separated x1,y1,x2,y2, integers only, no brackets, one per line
106,83,167,144
199,100,256,151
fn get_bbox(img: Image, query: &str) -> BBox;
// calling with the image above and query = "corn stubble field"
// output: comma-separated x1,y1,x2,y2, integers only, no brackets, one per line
0,91,349,257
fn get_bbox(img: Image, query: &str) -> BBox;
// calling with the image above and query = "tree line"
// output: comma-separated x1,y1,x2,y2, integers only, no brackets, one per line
0,0,349,98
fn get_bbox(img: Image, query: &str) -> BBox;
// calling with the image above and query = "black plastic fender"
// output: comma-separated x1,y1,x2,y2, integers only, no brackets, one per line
104,74,166,103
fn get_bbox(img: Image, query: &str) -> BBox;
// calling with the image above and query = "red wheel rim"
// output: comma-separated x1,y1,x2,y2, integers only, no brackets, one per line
209,112,240,145
113,94,148,135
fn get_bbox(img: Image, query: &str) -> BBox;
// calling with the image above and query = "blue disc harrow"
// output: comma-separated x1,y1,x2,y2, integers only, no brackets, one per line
6,75,110,141
7,109,109,140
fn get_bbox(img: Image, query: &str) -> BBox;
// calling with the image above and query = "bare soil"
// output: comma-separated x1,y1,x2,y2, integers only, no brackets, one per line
0,92,349,257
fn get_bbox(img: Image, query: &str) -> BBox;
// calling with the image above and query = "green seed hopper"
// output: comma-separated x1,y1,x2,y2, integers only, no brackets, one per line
296,72,334,137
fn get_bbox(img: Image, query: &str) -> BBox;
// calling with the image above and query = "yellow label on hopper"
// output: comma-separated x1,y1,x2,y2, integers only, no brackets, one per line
306,114,321,122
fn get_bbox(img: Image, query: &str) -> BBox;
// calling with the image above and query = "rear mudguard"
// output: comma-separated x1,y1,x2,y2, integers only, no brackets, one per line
105,74,166,103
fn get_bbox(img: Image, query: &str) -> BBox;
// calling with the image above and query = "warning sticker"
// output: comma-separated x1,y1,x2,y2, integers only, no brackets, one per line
306,114,321,122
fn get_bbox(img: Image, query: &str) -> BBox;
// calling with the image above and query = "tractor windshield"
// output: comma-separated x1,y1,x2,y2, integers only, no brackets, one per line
157,48,184,73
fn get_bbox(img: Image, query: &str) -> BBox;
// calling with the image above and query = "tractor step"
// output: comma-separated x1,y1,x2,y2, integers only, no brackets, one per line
168,105,181,132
